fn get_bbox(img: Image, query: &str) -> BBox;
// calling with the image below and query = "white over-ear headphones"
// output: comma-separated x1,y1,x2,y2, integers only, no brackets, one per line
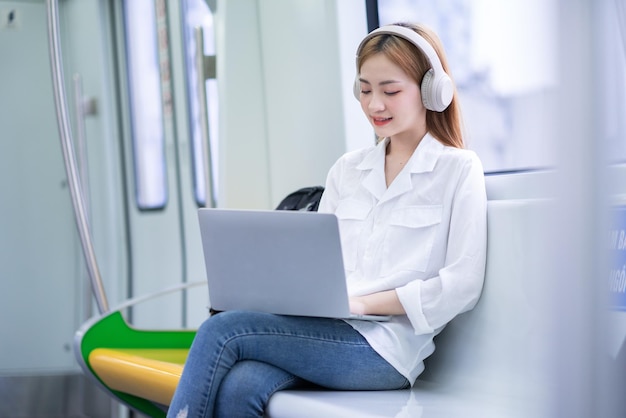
353,25,453,112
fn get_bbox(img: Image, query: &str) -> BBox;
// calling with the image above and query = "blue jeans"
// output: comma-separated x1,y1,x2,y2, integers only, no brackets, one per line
167,311,409,418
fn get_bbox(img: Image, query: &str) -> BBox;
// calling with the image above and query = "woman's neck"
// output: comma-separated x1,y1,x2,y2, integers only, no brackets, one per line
384,131,427,187
386,130,427,159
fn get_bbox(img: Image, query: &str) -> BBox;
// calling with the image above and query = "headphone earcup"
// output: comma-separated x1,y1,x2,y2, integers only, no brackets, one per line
421,69,453,112
353,75,360,100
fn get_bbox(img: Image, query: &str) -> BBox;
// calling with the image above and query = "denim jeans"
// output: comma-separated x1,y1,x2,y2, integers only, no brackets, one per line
167,311,409,418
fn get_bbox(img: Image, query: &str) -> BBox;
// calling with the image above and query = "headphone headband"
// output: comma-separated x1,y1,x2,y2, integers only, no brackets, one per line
353,25,453,112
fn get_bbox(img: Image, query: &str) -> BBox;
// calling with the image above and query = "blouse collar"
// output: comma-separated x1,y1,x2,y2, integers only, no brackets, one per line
356,133,446,203
356,133,444,174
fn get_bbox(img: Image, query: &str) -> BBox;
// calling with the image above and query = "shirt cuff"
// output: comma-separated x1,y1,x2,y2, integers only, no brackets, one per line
396,280,435,335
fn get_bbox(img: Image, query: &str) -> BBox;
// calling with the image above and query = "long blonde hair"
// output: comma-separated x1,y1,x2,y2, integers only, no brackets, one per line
357,23,464,149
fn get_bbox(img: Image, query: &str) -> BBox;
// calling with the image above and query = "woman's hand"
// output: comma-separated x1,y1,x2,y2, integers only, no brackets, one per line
349,297,368,315
349,290,406,316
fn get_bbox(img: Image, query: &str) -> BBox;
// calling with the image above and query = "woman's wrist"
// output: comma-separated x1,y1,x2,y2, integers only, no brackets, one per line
349,290,406,316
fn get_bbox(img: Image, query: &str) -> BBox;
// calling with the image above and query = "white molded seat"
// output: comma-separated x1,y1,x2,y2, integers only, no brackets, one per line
266,197,552,418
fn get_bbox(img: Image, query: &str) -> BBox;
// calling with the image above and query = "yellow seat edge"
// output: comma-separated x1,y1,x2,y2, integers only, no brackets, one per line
89,348,186,406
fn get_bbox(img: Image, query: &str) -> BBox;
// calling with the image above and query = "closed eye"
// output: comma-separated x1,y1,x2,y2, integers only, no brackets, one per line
385,91,400,96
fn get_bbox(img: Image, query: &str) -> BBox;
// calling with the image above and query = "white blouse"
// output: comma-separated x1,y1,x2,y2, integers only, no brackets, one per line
318,133,488,384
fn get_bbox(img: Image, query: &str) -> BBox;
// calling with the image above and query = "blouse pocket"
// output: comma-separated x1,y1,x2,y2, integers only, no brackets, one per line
335,199,371,271
382,205,443,275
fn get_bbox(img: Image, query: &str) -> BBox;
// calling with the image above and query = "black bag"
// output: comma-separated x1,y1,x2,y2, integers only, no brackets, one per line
275,186,324,212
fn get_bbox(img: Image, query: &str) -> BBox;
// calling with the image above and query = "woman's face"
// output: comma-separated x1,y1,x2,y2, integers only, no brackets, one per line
357,53,427,142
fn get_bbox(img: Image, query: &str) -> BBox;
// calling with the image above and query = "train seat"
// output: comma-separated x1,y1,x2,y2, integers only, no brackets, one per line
75,296,198,418
265,192,553,417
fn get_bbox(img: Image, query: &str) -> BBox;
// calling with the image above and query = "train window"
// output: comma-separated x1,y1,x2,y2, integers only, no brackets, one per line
123,0,168,210
182,0,218,207
374,0,561,172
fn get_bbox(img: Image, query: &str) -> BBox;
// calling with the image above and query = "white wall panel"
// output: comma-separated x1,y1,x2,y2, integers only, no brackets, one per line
216,0,371,209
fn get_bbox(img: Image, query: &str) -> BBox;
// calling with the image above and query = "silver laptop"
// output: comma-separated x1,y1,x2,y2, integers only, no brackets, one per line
197,208,390,321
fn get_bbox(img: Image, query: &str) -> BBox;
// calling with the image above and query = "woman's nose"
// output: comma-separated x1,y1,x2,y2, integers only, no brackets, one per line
368,93,385,112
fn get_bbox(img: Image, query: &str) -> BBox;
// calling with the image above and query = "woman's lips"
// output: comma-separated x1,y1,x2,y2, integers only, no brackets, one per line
372,117,392,127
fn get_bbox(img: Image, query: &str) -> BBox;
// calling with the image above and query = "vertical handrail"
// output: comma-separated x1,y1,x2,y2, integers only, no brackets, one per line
45,0,109,314
73,73,95,320
194,26,216,208
73,73,91,211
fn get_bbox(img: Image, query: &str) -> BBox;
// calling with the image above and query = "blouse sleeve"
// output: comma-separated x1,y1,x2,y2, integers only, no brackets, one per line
396,153,488,335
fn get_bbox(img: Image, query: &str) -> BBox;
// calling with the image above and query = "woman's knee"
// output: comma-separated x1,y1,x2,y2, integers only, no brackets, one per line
196,310,254,341
192,310,275,357
199,310,265,333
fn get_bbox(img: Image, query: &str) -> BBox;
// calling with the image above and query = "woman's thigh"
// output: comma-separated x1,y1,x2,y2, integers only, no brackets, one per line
192,310,409,390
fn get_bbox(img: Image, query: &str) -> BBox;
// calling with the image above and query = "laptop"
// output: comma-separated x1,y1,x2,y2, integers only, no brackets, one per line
197,208,391,321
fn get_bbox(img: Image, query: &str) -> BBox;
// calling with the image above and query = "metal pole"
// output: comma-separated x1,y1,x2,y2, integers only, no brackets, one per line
45,0,109,314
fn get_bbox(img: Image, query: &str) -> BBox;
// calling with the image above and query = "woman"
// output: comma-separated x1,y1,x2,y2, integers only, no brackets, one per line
168,22,487,418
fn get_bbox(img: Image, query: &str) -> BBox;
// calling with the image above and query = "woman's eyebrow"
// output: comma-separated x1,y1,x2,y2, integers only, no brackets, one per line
358,78,401,86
